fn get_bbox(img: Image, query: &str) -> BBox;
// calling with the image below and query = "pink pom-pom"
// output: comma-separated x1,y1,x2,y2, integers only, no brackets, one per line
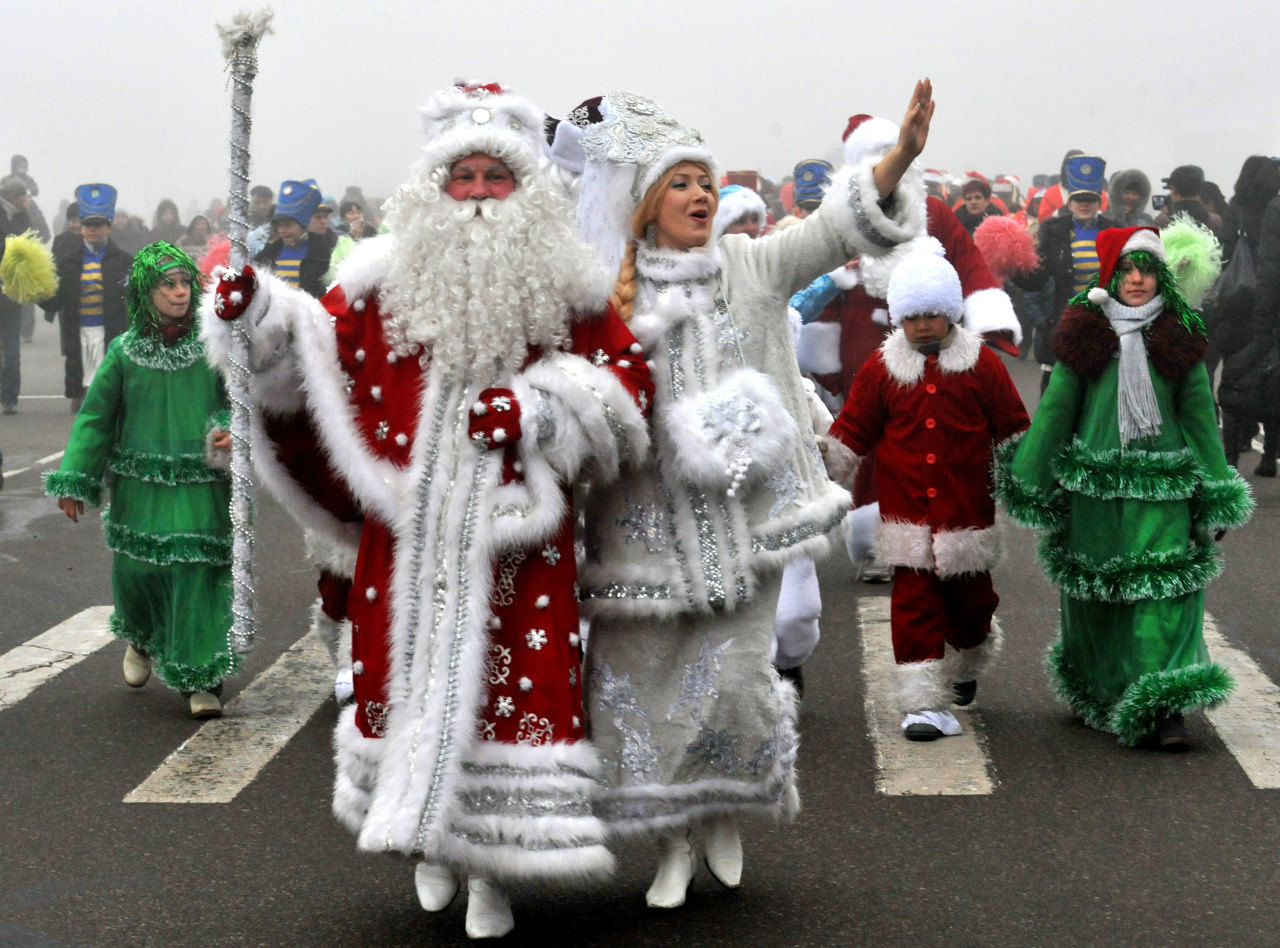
198,235,232,278
973,216,1039,281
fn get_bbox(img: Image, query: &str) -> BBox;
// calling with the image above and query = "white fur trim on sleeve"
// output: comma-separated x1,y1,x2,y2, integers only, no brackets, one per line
203,425,231,471
796,321,843,375
962,286,1023,344
821,158,927,259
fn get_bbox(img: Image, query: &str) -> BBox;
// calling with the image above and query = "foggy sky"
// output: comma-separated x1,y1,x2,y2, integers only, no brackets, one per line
10,0,1280,222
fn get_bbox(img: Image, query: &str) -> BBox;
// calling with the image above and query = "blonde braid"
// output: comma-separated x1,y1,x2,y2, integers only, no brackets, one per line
610,239,639,323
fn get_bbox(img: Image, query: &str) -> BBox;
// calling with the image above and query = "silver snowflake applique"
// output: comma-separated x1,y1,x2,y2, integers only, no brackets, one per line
490,394,512,412
686,725,743,776
615,489,667,554
374,420,389,441
526,629,548,650
712,297,748,363
702,393,762,444
494,695,515,718
485,644,512,685
569,666,578,686
515,713,555,746
638,390,649,413
591,348,611,366
477,720,496,741
668,637,734,720
343,373,355,395
364,701,390,737
766,464,807,518
595,663,658,783
541,544,562,566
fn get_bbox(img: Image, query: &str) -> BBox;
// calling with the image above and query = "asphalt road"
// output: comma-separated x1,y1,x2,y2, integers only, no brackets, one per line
3,326,1280,947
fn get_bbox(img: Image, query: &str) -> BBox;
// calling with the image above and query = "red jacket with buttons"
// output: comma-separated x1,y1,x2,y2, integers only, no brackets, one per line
828,326,1028,577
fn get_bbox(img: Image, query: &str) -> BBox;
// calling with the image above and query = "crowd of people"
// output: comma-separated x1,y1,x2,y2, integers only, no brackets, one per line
0,78,1269,938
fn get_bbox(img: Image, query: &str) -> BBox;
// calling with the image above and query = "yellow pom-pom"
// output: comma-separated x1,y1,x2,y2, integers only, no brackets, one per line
0,231,59,304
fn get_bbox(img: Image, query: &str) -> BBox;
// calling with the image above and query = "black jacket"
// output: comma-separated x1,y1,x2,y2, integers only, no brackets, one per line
42,237,133,351
1015,211,1122,363
254,231,335,300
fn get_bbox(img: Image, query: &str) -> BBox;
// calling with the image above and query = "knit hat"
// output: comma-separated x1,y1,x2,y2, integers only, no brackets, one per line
842,114,899,165
273,180,322,227
714,184,768,238
75,183,117,224
1064,155,1106,199
792,159,832,211
0,176,27,201
886,238,964,326
1086,227,1165,305
418,80,547,185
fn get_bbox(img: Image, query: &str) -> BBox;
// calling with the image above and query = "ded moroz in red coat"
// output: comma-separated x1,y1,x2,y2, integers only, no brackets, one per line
828,324,1029,577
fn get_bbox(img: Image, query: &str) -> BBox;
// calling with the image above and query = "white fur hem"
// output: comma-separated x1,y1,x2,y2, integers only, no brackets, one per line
874,520,1001,578
896,659,946,713
963,287,1022,344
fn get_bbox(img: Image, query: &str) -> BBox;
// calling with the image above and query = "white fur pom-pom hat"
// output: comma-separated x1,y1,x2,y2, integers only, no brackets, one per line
886,237,964,326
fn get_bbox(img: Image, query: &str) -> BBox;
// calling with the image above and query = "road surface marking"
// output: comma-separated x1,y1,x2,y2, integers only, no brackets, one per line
860,596,995,795
124,630,333,804
0,607,114,711
4,467,31,478
1204,614,1280,789
36,452,64,466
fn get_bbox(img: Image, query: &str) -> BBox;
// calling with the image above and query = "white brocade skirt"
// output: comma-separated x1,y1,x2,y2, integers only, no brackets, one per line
583,573,799,836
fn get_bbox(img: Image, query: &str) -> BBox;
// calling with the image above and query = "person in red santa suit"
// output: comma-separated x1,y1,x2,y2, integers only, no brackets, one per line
791,113,1024,579
203,81,654,941
824,242,1028,741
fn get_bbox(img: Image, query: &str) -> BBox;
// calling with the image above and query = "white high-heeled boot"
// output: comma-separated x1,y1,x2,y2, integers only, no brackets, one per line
645,829,695,909
465,876,514,939
703,815,743,888
414,862,458,912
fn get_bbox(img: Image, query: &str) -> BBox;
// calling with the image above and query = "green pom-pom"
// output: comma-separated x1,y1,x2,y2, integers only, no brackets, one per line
1162,215,1223,309
0,230,59,303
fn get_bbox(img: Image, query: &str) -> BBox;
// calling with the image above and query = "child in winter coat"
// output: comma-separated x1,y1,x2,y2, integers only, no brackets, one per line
825,242,1029,740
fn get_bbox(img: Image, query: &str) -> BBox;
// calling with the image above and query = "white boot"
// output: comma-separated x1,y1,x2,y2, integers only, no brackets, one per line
414,862,458,912
123,644,151,687
465,876,514,939
645,829,695,909
703,815,743,888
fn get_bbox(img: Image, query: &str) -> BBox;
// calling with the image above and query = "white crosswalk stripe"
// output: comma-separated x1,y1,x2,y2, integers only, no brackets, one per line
124,629,333,804
858,596,996,795
1203,614,1280,788
0,607,114,711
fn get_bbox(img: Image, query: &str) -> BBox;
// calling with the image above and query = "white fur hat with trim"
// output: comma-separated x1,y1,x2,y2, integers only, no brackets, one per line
714,185,768,238
418,80,547,184
886,237,964,326
842,113,900,165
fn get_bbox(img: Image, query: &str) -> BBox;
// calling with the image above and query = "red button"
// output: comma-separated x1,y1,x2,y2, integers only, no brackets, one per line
926,353,938,362
926,384,937,394
926,453,936,464
926,487,938,498
925,418,936,429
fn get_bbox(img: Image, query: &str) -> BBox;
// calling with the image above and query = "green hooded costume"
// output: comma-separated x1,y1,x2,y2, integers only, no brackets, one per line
45,241,238,691
997,239,1252,745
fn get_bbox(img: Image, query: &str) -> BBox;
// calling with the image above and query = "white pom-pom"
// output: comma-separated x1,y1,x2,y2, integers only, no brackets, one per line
487,617,502,631
370,386,382,402
618,360,631,368
352,661,365,675
395,433,408,446
630,343,643,355
573,716,581,728
535,595,550,609
569,632,580,647
365,586,377,601
513,461,524,473
519,677,533,692
492,428,507,443
353,299,366,312
472,401,488,416
228,290,243,305
355,349,366,362
1088,287,1111,306
387,352,398,364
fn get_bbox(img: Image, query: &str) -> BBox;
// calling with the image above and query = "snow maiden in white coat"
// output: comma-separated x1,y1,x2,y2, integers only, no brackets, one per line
552,82,934,909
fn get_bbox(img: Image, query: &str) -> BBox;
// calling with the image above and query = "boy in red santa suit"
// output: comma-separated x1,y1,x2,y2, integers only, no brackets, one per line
824,242,1029,740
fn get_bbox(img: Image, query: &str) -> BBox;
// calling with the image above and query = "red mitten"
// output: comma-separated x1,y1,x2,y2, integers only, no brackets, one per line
468,388,522,450
212,265,258,321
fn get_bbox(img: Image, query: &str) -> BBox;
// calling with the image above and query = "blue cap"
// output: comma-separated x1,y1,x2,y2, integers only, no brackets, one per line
274,179,322,226
75,183,117,223
1064,155,1106,199
793,159,833,211
718,184,746,201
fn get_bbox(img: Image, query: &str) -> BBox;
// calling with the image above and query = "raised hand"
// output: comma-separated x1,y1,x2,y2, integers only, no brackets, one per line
897,78,934,160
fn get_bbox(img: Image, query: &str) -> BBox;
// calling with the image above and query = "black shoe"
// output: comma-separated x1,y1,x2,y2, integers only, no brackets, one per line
1256,456,1277,478
776,664,804,699
70,398,83,414
952,680,977,707
1,403,14,415
905,723,944,741
1154,713,1191,751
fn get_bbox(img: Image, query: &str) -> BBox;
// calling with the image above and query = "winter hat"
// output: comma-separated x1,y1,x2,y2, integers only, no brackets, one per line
418,80,547,185
792,159,832,211
75,183,117,224
842,114,899,165
273,180,322,227
1086,227,1165,305
887,238,964,326
714,184,768,238
1064,155,1106,199
0,176,28,201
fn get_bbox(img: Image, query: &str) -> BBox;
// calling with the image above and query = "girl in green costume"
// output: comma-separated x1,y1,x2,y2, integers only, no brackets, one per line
45,241,237,719
999,225,1252,748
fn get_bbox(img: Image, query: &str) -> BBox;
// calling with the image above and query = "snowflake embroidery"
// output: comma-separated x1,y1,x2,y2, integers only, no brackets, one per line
374,420,390,441
766,464,807,518
638,390,649,413
495,695,515,717
515,713,555,746
591,348,611,366
492,551,527,608
477,720,496,741
364,700,390,737
541,544,562,566
668,637,734,721
490,394,512,412
485,644,512,685
526,628,547,650
686,725,744,776
595,663,658,783
615,489,667,554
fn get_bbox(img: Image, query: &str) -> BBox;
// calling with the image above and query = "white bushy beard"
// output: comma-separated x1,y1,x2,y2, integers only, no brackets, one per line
378,165,608,378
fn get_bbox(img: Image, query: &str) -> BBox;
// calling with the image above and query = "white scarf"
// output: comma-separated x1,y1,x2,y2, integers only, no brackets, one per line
1099,295,1165,445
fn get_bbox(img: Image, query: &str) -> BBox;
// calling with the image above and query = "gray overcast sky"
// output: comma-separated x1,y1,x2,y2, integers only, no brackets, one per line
11,0,1280,220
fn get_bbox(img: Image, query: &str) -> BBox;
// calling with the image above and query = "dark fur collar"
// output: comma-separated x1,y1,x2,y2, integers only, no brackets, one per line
1051,304,1207,381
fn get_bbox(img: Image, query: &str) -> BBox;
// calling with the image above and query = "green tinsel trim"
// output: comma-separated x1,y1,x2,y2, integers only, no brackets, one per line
1046,637,1114,733
1108,661,1234,747
1192,477,1255,530
1052,441,1199,501
1039,535,1221,603
104,519,232,566
993,431,1068,530
1066,250,1208,338
110,611,157,654
42,469,103,506
207,408,231,432
120,325,205,371
110,612,240,692
108,448,227,485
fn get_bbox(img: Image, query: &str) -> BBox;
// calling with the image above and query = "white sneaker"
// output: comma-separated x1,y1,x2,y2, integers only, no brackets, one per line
414,862,458,912
703,815,742,888
189,691,222,720
334,669,354,703
902,710,962,741
465,876,514,939
123,645,151,687
645,830,695,909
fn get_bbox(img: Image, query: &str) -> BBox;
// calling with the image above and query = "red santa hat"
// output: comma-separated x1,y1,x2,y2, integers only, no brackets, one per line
1086,226,1165,305
418,79,547,185
887,238,964,326
842,113,900,165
